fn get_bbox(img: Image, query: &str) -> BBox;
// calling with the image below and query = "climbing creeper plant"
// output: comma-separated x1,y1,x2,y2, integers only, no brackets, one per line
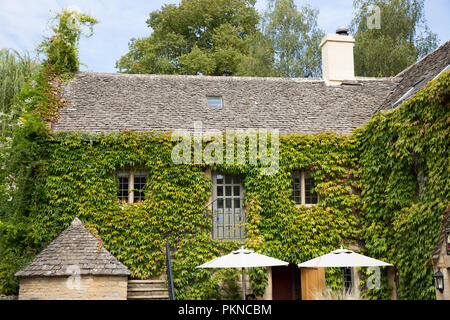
355,70,449,300
0,9,97,295
0,7,448,300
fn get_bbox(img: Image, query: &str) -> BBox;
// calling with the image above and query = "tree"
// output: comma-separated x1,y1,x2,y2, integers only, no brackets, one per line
262,0,324,78
0,49,39,114
116,0,275,76
235,32,277,77
350,0,439,77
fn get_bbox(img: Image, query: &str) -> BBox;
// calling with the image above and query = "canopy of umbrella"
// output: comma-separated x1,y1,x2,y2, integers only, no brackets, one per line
297,246,393,299
196,246,392,300
196,246,289,300
298,246,393,268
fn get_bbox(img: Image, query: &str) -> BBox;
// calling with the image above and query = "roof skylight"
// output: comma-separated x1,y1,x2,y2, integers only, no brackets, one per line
206,96,223,108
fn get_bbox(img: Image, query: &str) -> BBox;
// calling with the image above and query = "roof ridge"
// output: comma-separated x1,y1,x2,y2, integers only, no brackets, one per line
377,40,450,112
74,71,325,83
75,71,395,83
394,40,450,79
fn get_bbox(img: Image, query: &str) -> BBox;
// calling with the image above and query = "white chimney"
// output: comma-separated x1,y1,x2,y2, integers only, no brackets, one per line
320,27,355,85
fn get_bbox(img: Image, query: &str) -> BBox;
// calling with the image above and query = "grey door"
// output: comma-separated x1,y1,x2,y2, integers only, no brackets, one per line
212,172,245,241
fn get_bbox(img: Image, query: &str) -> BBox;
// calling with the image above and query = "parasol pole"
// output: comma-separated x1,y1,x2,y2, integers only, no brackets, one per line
242,267,246,300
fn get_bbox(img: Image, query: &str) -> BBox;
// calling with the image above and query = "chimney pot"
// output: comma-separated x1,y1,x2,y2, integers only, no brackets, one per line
336,26,349,36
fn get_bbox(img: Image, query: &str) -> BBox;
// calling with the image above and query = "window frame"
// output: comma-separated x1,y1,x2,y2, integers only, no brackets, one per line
117,169,147,204
291,170,318,207
211,172,245,241
206,96,223,108
342,267,354,293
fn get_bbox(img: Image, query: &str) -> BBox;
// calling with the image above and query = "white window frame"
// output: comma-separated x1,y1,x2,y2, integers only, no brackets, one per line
206,96,223,108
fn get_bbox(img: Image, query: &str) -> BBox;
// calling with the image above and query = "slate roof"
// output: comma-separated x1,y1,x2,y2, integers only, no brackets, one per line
378,40,450,112
53,73,395,135
15,218,131,277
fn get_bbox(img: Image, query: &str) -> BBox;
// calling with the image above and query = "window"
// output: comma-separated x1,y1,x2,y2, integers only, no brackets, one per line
446,229,450,255
117,170,146,203
212,172,244,241
118,172,130,202
292,171,302,204
206,96,223,108
291,170,318,206
342,267,353,293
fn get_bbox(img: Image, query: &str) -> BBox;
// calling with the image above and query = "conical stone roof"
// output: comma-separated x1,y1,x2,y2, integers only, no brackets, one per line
15,218,131,277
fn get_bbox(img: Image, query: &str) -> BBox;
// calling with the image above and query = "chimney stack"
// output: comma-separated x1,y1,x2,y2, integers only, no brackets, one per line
320,27,355,85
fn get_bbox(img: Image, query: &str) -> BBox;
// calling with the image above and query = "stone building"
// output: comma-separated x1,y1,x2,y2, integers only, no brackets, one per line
47,30,449,299
15,218,131,300
12,28,450,300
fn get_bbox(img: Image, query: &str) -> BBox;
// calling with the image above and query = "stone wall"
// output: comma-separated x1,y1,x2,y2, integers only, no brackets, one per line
261,267,273,300
18,275,128,300
434,234,450,300
0,295,18,300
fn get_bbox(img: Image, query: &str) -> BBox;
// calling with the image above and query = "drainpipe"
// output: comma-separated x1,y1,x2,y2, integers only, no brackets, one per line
166,237,175,300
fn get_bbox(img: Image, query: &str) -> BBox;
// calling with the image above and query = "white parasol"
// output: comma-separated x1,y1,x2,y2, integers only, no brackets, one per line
196,246,289,299
298,246,393,268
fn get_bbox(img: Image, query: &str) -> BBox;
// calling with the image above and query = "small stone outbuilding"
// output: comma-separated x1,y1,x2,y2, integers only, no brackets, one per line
15,218,131,300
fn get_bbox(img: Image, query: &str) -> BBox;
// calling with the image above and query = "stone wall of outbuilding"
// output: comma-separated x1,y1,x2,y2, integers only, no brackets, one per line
18,275,128,300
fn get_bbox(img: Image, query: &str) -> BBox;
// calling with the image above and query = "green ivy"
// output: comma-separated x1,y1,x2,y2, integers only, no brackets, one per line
0,9,97,294
2,71,446,298
354,70,450,300
37,10,98,75
0,6,447,299
0,125,363,298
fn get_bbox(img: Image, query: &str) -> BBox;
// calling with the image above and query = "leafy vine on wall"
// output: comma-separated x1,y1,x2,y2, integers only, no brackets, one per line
355,70,449,299
0,8,448,300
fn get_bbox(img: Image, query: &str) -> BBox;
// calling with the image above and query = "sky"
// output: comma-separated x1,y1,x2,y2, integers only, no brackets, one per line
1,0,449,73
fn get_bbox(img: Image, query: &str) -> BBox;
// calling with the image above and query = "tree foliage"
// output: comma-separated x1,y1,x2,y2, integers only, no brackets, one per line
116,0,274,76
262,0,324,78
350,0,439,77
0,49,40,115
117,0,327,78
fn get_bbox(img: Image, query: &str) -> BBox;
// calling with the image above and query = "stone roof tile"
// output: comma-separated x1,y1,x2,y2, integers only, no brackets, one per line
53,73,396,135
15,218,131,277
378,40,450,111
